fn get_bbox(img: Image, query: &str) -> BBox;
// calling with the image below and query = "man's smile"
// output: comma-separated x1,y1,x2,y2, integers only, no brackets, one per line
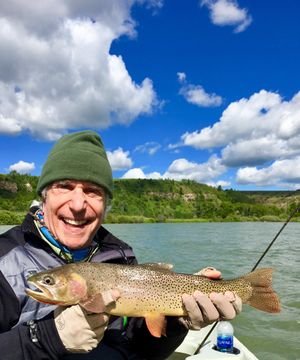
60,217,90,227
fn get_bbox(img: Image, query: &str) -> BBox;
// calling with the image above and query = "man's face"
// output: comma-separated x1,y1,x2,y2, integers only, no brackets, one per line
42,180,106,249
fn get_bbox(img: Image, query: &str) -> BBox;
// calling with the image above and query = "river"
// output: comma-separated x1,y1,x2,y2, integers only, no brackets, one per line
1,222,299,359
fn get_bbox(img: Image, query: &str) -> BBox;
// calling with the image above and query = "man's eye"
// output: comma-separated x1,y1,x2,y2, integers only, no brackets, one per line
85,188,104,198
60,184,72,190
52,183,73,193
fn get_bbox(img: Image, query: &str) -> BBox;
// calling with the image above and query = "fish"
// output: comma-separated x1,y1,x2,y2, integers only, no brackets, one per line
25,263,281,337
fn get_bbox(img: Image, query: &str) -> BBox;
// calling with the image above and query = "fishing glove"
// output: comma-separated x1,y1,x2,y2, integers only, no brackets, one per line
54,290,119,353
179,267,242,330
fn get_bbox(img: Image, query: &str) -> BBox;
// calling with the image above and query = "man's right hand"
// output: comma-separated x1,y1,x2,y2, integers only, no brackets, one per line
54,290,119,353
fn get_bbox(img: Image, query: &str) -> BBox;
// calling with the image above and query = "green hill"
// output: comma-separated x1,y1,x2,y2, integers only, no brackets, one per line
1,172,300,224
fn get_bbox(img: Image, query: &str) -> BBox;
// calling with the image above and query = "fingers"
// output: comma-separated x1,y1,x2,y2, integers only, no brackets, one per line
182,291,219,329
195,267,222,279
182,293,203,329
181,290,242,330
193,291,220,322
225,291,242,315
209,292,236,320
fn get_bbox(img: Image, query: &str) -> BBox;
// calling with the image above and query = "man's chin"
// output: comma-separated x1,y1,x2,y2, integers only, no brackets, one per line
59,234,91,249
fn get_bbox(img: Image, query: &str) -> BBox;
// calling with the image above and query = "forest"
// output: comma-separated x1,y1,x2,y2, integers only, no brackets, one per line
1,172,300,224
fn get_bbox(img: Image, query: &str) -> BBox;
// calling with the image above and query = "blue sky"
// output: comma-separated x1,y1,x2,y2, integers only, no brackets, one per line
1,0,300,190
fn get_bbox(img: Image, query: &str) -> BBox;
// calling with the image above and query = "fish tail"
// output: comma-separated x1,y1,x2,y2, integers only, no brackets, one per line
244,268,281,313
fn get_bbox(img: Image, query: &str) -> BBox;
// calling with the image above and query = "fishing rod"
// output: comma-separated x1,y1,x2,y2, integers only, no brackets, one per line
193,200,300,355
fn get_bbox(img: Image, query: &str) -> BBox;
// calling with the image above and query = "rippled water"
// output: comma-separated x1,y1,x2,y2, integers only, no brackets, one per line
1,223,299,359
104,222,300,360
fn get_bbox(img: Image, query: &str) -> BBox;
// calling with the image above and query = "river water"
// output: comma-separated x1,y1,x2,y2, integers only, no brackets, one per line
1,222,299,359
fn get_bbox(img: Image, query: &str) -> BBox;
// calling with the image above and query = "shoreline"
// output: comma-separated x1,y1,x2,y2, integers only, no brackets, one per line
1,210,299,226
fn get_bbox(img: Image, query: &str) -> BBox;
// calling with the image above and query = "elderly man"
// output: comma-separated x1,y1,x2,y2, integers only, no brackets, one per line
0,131,241,359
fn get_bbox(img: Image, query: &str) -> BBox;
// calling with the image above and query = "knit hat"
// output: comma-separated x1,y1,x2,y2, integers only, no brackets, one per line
37,130,113,198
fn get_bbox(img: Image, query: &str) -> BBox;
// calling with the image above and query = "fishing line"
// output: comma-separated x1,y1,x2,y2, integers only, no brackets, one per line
193,200,300,355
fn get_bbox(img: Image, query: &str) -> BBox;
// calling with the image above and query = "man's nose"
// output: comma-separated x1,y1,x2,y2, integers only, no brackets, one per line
69,188,87,211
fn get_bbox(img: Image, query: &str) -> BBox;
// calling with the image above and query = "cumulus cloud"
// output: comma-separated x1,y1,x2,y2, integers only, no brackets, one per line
134,141,161,155
201,0,252,33
236,157,300,188
107,147,133,171
178,72,222,107
164,155,226,182
0,1,158,140
183,90,300,163
122,168,161,179
121,155,227,185
8,160,35,174
182,89,300,187
207,180,231,188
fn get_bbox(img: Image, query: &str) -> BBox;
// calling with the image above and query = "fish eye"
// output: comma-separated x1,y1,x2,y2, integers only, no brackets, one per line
43,275,55,285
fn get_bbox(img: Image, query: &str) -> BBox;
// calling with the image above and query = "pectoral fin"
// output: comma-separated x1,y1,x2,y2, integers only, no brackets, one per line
145,314,167,338
80,293,106,313
80,291,119,313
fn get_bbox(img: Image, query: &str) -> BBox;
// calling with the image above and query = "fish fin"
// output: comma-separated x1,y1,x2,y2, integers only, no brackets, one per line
79,291,118,313
80,293,106,313
141,263,174,271
145,314,167,338
244,268,281,313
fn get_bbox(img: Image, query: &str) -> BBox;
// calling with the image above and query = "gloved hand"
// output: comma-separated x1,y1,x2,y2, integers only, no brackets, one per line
179,267,242,330
54,290,119,353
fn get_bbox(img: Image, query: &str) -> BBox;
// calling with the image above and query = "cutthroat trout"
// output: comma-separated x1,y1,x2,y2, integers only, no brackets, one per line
26,263,280,337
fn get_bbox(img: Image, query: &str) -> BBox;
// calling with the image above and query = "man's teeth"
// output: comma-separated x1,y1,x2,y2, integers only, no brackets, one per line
64,219,87,226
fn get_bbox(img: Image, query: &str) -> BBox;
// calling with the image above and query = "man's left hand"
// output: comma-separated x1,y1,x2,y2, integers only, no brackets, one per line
179,267,242,330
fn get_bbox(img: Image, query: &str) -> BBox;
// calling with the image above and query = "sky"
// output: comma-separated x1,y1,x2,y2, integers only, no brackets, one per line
1,0,300,190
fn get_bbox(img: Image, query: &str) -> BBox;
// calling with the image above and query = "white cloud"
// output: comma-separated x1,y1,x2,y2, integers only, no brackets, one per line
0,1,159,140
121,156,229,186
236,157,300,187
177,72,186,83
178,73,222,107
180,85,223,107
183,90,300,165
201,0,252,33
107,147,133,171
9,160,35,174
122,168,161,179
164,155,226,182
182,89,300,187
135,141,161,155
220,136,293,167
182,90,281,148
207,180,231,188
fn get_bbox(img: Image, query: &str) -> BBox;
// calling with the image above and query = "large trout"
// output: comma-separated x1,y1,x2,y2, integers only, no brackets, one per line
26,263,280,337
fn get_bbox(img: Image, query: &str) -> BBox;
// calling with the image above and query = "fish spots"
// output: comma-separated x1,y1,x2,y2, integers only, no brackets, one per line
27,262,279,317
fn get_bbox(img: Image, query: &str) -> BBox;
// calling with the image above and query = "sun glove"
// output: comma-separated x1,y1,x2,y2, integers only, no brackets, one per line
54,290,119,353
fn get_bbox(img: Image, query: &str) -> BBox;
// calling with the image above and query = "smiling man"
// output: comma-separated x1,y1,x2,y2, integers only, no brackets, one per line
0,130,241,359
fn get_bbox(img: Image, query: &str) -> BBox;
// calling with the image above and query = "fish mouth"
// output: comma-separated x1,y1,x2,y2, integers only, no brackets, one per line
25,281,61,305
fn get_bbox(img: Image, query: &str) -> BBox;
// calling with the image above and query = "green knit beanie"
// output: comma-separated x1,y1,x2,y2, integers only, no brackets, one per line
37,130,113,198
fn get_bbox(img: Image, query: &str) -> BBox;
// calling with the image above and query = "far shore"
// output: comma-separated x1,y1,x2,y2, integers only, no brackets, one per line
1,211,300,226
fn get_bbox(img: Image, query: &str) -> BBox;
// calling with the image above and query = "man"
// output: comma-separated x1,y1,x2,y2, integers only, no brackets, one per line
0,130,241,359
